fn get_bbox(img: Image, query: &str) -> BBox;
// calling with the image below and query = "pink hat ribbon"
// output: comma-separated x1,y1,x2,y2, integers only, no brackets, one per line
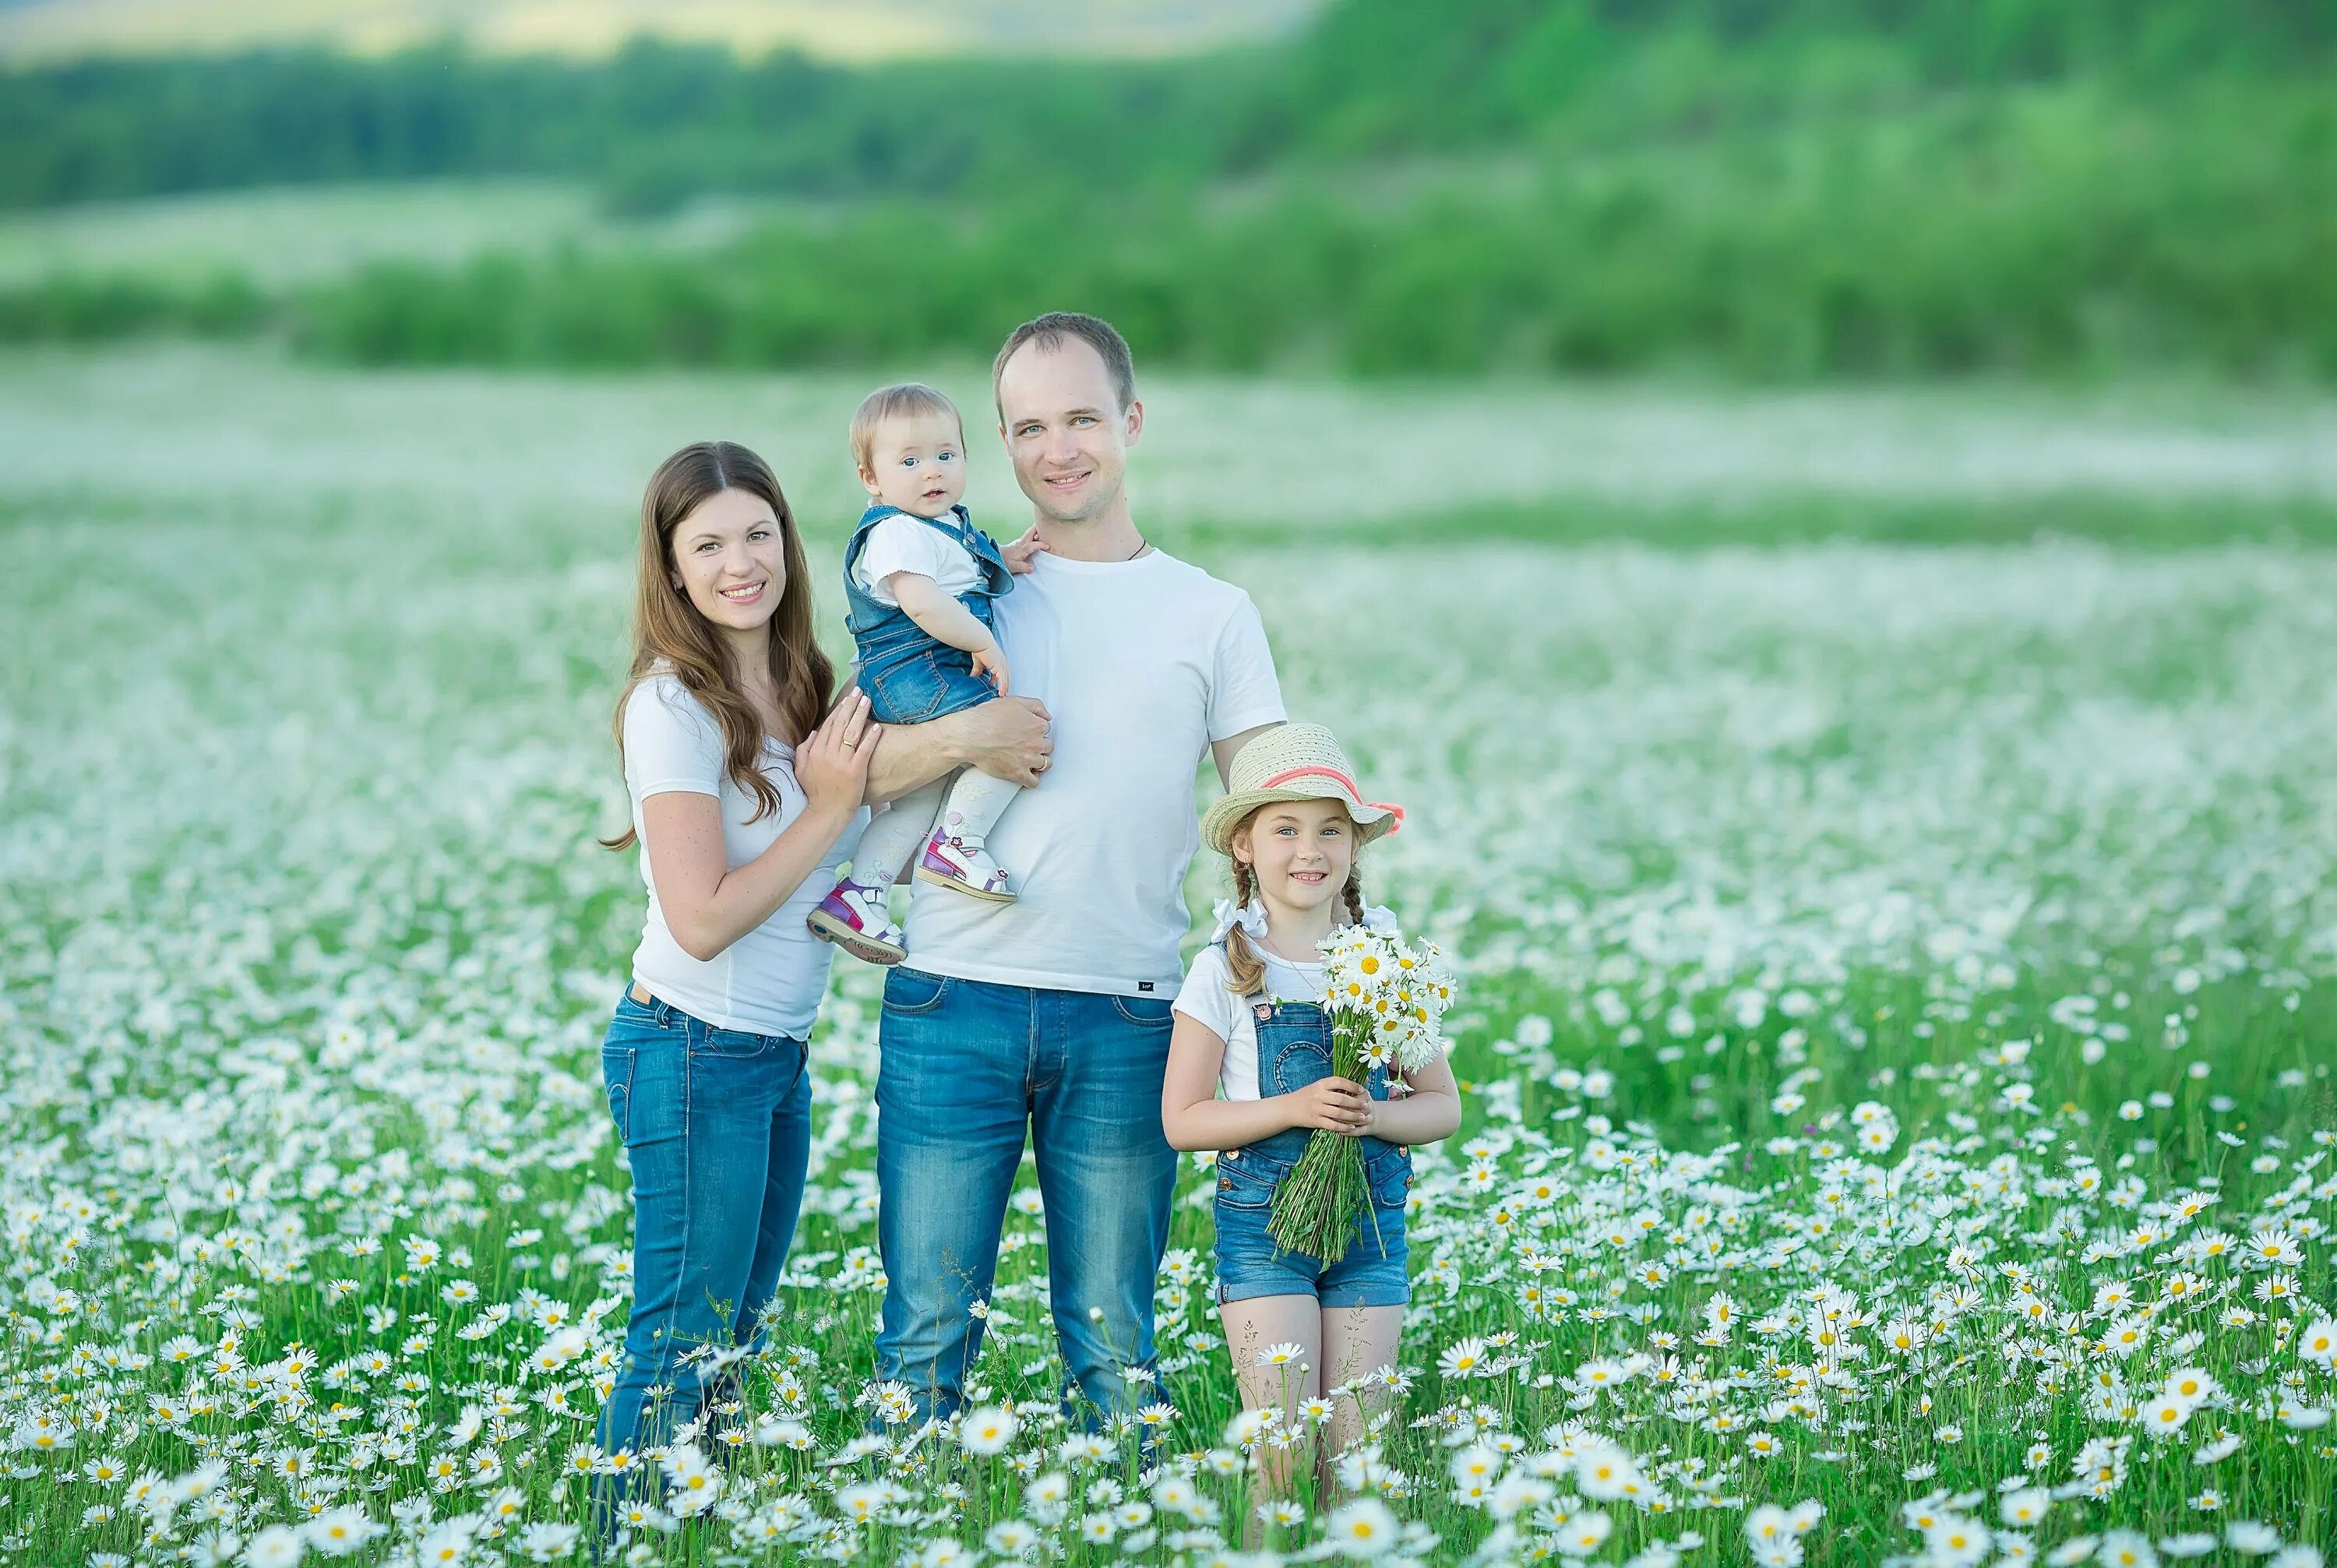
1255,764,1405,837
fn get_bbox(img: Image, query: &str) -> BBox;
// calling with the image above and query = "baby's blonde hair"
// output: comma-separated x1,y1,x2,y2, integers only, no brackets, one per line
851,382,963,474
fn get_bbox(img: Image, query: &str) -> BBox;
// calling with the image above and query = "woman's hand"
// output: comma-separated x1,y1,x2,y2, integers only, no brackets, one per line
797,690,878,823
1279,1077,1372,1135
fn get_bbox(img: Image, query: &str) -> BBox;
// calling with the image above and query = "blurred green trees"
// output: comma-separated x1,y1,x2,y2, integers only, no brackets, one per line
3,0,2332,379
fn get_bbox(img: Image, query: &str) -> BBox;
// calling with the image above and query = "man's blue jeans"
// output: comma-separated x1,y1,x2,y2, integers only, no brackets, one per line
596,988,812,1481
875,967,1177,1428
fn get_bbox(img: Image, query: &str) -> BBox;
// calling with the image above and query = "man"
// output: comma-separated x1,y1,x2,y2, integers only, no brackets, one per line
868,312,1283,1432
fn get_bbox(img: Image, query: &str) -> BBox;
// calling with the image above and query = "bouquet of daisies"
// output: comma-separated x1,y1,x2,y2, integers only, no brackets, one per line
1266,922,1457,1263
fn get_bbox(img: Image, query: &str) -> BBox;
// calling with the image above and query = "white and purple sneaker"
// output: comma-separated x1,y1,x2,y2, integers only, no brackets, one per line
805,881,908,964
914,824,1017,904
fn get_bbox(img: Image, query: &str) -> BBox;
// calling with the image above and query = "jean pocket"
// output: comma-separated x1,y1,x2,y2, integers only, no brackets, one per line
871,654,949,726
1214,1154,1283,1212
693,1027,778,1060
1367,1149,1415,1212
602,1045,636,1145
1109,994,1174,1029
883,967,952,1016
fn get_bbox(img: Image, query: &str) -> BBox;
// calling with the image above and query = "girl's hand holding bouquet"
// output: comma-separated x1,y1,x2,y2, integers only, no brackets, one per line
1264,922,1458,1263
1281,1075,1373,1134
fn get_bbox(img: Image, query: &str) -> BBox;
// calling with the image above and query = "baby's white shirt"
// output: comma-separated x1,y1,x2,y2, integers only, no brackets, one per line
852,511,985,608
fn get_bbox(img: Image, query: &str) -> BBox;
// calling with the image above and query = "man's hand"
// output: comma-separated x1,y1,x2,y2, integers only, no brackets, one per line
960,696,1052,785
970,640,1011,696
1000,527,1052,575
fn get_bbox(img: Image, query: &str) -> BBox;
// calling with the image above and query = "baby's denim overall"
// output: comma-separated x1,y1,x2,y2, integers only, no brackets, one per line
841,502,1014,725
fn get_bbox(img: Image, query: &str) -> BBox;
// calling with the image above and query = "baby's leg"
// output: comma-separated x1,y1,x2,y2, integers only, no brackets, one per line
851,775,950,888
936,766,1022,852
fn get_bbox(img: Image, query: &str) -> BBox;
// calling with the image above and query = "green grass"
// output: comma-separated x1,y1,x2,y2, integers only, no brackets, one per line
2,351,2334,1564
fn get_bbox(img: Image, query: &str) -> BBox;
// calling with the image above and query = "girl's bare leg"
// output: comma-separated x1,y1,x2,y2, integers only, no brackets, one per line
1316,1305,1404,1498
1218,1295,1322,1547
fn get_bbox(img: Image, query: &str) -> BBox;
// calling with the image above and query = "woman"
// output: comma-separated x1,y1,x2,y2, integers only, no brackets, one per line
595,441,876,1498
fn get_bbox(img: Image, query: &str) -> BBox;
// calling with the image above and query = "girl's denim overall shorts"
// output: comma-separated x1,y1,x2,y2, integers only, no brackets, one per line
1212,987,1413,1308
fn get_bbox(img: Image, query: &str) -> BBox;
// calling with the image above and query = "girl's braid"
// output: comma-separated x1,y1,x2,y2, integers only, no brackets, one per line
1223,857,1267,996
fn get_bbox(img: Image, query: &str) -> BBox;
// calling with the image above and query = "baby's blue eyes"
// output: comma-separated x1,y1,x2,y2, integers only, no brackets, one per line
901,452,957,467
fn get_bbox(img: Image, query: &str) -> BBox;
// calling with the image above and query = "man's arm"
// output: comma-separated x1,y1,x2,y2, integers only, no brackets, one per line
861,696,1054,802
1210,721,1282,789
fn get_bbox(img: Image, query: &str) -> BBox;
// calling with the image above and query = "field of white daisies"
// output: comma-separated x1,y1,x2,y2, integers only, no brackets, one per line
4,347,2335,1568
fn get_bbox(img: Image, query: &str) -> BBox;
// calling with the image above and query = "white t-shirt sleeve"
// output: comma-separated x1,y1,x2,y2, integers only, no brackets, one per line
623,679,725,802
853,516,971,608
1172,946,1239,1042
1207,591,1286,742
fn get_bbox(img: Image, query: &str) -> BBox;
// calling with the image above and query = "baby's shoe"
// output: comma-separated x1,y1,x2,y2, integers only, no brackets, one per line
915,823,1016,904
805,880,907,964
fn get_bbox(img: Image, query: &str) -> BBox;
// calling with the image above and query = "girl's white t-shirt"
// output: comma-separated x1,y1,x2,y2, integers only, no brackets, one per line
622,672,868,1039
1172,944,1323,1102
851,513,984,608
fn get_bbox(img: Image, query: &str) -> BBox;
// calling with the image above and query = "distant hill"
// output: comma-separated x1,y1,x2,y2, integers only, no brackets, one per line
0,0,1320,63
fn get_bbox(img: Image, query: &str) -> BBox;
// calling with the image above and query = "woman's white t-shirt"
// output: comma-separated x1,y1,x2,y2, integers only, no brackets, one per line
851,513,984,608
622,672,867,1039
1172,943,1324,1102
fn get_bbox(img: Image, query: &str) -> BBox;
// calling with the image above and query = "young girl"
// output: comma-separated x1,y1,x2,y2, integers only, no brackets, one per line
805,382,1046,966
597,441,876,1522
1162,724,1461,1508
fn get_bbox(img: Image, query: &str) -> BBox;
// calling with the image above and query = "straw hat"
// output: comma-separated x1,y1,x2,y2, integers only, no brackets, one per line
1200,724,1405,856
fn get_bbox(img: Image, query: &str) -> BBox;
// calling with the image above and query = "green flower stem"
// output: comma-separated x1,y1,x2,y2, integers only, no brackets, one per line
1266,1011,1376,1264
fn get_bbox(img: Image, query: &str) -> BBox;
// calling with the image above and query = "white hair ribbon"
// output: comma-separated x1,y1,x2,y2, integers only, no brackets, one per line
1209,897,1270,945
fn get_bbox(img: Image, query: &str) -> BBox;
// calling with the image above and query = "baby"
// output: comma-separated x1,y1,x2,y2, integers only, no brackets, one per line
806,382,1043,965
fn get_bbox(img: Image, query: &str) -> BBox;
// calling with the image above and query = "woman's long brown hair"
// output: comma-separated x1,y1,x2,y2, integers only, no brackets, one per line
603,441,835,851
1224,807,1367,995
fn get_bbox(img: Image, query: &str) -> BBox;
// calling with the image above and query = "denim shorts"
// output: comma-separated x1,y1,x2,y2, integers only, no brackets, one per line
1213,1143,1413,1308
857,646,998,727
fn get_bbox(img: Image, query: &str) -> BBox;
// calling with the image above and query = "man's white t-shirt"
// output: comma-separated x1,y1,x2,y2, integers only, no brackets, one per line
623,672,868,1038
903,549,1285,997
851,513,984,609
1171,944,1322,1101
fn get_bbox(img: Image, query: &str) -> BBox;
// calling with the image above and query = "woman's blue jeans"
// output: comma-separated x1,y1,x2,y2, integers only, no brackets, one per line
874,967,1178,1431
595,988,811,1492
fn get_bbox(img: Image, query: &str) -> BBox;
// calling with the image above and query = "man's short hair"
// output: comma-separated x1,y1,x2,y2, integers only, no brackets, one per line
850,382,963,473
992,312,1137,421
